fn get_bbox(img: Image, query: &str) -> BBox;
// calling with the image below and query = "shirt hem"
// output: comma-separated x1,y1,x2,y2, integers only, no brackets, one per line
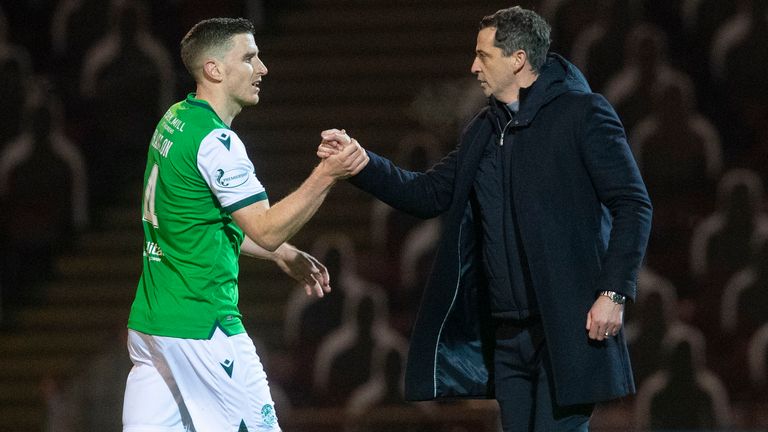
127,319,246,340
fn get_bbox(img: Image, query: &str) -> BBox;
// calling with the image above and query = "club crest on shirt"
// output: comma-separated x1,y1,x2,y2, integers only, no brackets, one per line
261,404,277,427
215,168,249,188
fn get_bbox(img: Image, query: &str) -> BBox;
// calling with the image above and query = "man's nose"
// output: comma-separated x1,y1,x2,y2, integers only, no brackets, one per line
470,58,480,74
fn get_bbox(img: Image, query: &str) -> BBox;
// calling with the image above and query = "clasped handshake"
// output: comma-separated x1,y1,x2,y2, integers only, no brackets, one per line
314,128,369,180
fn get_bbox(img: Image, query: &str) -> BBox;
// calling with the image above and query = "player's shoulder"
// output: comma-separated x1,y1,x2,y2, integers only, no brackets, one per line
172,103,220,134
169,107,235,149
200,128,243,152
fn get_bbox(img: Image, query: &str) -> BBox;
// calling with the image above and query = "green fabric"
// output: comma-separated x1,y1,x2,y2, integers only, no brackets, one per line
128,94,256,339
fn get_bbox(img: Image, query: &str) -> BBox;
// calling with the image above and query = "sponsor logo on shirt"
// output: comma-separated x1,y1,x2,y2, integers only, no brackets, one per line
216,168,249,188
143,241,164,262
163,110,186,132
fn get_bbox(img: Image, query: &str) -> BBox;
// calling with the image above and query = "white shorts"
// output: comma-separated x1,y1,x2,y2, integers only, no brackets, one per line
123,328,280,432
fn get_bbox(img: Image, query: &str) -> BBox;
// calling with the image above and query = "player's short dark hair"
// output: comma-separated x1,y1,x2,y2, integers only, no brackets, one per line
180,18,255,79
479,6,551,73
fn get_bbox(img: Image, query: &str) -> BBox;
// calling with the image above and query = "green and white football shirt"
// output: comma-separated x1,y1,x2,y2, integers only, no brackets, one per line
128,93,267,339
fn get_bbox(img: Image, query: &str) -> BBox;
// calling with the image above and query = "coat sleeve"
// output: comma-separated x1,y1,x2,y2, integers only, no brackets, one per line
348,147,458,219
579,93,653,302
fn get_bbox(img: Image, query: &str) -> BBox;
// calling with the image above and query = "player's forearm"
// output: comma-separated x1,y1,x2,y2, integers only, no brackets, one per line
241,236,283,260
237,169,336,251
234,140,367,251
261,170,334,248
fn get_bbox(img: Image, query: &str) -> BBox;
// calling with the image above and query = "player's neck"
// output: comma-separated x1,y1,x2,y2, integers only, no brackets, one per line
195,87,240,126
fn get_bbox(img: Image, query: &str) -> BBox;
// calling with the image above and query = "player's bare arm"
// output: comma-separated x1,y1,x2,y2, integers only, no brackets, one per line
241,237,331,297
232,141,368,251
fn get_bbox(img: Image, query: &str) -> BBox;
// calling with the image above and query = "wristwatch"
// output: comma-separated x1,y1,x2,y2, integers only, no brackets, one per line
600,290,626,305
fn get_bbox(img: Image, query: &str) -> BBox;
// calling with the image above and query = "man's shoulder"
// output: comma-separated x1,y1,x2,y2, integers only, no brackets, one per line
550,88,597,105
545,90,614,118
461,106,493,136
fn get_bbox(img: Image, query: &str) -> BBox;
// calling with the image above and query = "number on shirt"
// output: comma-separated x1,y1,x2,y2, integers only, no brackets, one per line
142,164,159,228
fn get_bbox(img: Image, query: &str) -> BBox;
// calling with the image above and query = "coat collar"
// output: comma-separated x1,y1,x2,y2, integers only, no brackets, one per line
486,53,592,129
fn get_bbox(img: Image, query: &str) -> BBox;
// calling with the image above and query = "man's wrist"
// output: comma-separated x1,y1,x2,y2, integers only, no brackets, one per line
309,163,339,189
599,290,626,305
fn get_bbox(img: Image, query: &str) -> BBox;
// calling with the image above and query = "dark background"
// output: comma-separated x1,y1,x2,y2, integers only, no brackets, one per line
0,0,767,430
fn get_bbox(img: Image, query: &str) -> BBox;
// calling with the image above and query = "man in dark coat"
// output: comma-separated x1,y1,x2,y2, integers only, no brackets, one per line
320,6,651,431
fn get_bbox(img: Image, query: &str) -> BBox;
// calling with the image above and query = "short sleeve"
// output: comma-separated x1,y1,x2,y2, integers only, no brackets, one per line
197,128,267,213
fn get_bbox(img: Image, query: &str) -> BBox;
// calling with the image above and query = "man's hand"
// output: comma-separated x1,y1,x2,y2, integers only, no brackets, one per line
318,128,352,159
586,296,624,341
315,129,368,178
274,244,331,297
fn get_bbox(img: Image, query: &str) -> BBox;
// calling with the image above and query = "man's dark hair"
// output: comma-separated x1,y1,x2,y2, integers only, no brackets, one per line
479,6,551,73
180,17,255,79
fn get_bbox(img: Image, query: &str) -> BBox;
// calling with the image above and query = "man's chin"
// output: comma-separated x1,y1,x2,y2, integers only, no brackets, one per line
240,96,260,107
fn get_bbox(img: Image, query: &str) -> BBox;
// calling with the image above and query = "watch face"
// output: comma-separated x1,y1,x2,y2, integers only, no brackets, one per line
611,293,625,304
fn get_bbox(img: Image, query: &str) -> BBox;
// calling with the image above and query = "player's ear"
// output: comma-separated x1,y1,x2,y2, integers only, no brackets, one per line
203,59,223,82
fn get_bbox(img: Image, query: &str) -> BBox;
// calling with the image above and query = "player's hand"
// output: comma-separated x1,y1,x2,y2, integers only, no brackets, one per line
274,244,331,297
317,136,369,179
318,128,350,159
586,295,624,341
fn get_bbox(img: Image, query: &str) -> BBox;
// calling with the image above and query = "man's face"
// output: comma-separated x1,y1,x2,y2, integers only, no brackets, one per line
471,27,519,102
221,33,268,107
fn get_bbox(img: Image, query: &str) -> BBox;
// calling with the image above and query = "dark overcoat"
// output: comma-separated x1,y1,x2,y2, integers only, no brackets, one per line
349,54,652,406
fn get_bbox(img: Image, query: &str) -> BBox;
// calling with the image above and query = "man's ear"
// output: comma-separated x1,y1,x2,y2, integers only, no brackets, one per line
512,49,527,73
203,59,223,82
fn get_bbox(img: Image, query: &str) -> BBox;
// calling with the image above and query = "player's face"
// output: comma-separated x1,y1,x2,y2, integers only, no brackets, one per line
222,33,268,107
471,27,519,103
